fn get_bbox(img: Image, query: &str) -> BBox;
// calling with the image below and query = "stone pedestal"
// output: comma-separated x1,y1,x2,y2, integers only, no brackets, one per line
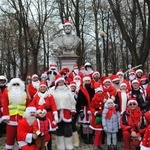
59,54,79,71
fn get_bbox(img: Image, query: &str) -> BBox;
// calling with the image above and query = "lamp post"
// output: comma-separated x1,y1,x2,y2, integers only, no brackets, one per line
100,31,105,76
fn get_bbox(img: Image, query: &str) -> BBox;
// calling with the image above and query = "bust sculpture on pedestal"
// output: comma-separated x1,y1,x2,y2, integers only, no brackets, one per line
55,20,81,54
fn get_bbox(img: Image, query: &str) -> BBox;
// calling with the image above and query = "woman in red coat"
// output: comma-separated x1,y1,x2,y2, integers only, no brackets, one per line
120,98,146,150
89,86,108,150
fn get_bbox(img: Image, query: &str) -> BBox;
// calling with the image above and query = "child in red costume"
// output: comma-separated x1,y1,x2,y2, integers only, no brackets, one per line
33,106,53,150
89,86,108,150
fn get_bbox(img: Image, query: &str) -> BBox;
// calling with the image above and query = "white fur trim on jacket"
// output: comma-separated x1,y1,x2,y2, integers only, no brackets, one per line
25,133,33,143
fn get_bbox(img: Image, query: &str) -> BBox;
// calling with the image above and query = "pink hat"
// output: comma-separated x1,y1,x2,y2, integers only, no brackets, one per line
83,75,91,82
92,71,100,78
63,20,73,26
55,74,65,85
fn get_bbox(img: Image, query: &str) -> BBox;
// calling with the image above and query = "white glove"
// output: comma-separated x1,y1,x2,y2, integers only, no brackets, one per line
103,127,107,132
54,113,59,123
87,110,91,114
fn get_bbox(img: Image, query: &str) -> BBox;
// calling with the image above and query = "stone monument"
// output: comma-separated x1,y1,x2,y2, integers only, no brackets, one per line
55,20,81,70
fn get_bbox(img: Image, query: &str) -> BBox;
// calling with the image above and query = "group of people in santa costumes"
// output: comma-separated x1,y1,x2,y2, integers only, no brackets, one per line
0,61,150,150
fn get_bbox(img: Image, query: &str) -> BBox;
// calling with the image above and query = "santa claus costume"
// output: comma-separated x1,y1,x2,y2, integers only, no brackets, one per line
17,106,37,150
48,74,76,150
2,78,29,150
28,74,40,101
0,75,7,137
91,71,101,87
140,110,150,150
68,64,83,81
89,86,107,150
120,98,146,150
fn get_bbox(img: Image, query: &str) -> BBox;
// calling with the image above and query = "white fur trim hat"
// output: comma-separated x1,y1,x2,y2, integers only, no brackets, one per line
136,69,143,74
127,98,138,105
63,20,73,26
55,74,65,85
73,75,81,80
7,78,25,91
106,98,114,105
120,82,127,87
132,79,139,84
92,71,100,78
25,107,36,113
83,75,91,82
95,87,103,93
32,74,38,79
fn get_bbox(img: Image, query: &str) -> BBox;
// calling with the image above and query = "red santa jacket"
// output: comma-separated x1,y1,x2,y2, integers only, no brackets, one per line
89,92,107,130
33,117,51,142
68,71,83,81
17,118,35,148
28,83,38,99
146,84,150,98
30,93,58,130
120,106,145,135
2,88,29,126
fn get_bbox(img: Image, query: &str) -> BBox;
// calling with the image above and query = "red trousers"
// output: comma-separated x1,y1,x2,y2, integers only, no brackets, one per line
5,124,17,149
93,130,102,147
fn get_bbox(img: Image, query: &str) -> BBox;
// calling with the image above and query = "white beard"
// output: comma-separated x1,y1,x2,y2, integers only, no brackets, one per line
74,69,79,75
9,87,26,105
48,73,56,86
23,112,36,126
73,80,81,92
32,81,40,90
112,83,120,91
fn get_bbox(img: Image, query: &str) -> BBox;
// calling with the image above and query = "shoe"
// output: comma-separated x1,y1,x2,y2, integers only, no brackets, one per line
107,145,111,150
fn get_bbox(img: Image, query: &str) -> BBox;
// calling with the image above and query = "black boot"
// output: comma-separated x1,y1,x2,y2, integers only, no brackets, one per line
89,134,93,144
107,145,111,150
136,147,140,150
83,134,90,144
113,145,117,150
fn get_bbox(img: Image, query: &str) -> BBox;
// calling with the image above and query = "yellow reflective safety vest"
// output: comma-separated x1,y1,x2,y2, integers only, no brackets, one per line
8,93,26,116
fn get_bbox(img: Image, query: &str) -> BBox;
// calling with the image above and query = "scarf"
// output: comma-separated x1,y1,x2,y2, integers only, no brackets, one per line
38,91,49,105
105,107,116,120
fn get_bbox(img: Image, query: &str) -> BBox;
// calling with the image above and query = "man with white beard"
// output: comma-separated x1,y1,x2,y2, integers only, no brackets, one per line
28,74,40,101
73,75,82,92
2,78,29,150
84,62,94,78
46,64,58,88
17,106,37,150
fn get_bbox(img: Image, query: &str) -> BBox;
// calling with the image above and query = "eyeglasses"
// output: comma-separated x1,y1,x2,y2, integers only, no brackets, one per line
12,83,20,86
129,103,137,106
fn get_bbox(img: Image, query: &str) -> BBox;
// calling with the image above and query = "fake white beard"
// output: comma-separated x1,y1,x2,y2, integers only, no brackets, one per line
48,73,56,83
87,68,93,74
74,80,81,91
74,69,79,74
57,85,66,91
9,87,26,105
32,81,40,90
119,77,124,83
129,75,136,81
112,83,120,91
23,112,36,126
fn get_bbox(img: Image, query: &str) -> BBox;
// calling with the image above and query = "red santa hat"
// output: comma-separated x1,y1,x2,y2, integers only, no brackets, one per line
110,74,120,82
131,79,139,84
92,71,100,78
63,20,73,26
116,70,124,76
140,75,148,81
101,76,111,84
73,64,78,69
73,75,81,80
127,97,138,106
95,87,103,93
80,65,84,70
25,106,36,113
49,64,57,70
83,75,91,82
69,81,76,87
129,69,136,75
120,82,127,88
39,81,47,88
37,106,47,114
136,69,143,74
32,74,38,79
55,74,65,85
